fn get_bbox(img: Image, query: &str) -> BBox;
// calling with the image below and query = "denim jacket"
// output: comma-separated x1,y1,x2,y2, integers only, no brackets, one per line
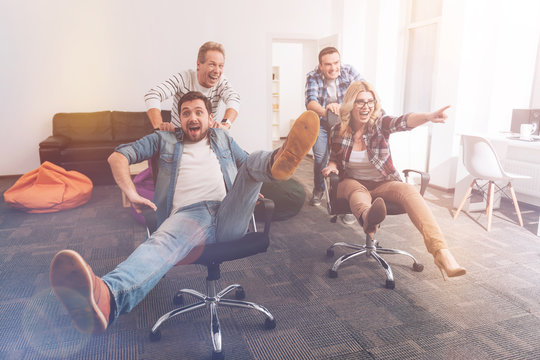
115,128,248,227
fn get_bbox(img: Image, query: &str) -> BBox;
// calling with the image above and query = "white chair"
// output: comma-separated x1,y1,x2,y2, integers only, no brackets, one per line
454,135,531,231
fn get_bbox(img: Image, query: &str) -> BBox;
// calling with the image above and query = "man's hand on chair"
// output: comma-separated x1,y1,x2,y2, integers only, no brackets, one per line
128,193,157,213
156,122,175,132
322,166,339,177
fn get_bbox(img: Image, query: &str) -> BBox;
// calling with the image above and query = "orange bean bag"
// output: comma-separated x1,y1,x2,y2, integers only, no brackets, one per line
4,161,93,213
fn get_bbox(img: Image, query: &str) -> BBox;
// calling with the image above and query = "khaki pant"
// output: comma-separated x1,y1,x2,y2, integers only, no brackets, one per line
337,178,447,255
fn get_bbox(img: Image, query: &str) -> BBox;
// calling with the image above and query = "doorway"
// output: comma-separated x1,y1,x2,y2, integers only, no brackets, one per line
270,35,339,142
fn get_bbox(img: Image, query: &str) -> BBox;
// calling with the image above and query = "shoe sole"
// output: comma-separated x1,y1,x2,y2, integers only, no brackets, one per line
271,111,319,180
50,250,108,334
363,198,386,234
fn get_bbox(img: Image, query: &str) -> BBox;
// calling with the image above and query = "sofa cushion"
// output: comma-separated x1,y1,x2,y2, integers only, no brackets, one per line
112,111,154,142
59,141,122,162
53,111,112,142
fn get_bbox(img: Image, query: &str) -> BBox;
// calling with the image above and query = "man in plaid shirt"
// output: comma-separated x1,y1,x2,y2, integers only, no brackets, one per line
304,47,364,212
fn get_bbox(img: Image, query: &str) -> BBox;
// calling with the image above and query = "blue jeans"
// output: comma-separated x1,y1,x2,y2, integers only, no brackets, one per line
312,125,329,191
102,150,274,321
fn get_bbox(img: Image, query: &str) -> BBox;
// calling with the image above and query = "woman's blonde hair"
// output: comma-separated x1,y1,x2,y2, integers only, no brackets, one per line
339,80,382,137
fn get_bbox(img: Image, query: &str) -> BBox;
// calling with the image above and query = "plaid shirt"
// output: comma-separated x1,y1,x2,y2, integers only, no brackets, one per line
305,64,363,116
329,114,412,181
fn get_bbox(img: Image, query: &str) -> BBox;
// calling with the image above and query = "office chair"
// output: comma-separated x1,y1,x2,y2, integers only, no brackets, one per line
453,134,530,231
142,199,276,360
324,171,427,289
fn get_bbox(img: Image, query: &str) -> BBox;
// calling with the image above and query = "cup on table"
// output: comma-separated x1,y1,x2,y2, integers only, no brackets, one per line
520,123,537,141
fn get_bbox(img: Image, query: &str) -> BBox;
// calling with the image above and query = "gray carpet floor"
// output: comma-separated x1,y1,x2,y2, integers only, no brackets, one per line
1,157,540,360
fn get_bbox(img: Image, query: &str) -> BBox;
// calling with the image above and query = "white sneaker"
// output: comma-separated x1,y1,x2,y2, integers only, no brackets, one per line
341,213,356,225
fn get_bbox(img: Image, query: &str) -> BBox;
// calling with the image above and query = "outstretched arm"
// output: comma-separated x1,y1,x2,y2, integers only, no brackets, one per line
406,105,451,129
107,152,157,213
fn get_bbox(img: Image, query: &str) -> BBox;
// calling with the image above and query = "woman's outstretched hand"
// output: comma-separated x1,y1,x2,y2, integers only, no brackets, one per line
429,105,451,123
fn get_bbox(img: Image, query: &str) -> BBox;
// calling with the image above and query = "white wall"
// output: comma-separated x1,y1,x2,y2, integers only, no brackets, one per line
434,0,540,190
0,0,336,176
531,36,540,108
340,0,540,190
272,42,306,137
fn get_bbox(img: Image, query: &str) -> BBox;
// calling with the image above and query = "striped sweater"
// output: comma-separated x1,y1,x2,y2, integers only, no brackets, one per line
144,69,240,127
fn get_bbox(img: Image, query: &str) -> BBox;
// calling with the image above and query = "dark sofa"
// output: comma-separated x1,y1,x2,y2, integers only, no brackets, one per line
39,111,170,185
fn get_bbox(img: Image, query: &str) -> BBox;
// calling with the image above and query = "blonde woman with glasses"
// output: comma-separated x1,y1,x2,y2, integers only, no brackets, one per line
322,80,466,279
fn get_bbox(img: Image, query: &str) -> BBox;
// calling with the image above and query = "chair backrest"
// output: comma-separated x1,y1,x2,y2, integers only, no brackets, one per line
461,135,507,181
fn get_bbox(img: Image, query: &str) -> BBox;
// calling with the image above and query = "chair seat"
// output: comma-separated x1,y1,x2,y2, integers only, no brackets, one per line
504,172,532,181
190,232,270,266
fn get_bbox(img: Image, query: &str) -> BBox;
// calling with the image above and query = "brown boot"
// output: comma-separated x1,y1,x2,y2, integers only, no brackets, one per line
361,197,386,235
271,111,319,180
50,250,111,334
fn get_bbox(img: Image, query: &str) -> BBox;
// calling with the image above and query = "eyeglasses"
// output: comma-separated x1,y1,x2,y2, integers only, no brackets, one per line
354,99,376,108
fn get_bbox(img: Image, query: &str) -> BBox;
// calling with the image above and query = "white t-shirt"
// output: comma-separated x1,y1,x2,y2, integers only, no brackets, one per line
326,79,338,104
345,150,385,181
170,138,227,214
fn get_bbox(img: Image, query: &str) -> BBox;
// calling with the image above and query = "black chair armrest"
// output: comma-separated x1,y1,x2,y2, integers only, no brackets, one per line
39,135,70,149
323,172,340,215
256,198,274,236
141,207,158,236
402,169,430,196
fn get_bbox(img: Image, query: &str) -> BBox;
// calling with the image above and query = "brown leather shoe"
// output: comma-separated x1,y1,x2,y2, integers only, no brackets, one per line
50,250,111,334
362,197,387,235
271,111,319,180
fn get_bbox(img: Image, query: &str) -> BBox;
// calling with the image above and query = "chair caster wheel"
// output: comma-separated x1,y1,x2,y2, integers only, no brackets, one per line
235,287,246,300
173,292,184,305
328,269,338,278
212,350,224,360
385,280,395,289
265,317,276,329
413,263,424,272
149,329,161,342
326,249,334,257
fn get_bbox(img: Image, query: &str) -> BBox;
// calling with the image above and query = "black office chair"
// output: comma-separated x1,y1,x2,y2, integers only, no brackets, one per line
142,198,276,360
324,170,428,289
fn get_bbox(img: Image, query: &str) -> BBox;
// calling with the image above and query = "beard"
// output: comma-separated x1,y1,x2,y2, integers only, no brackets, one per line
183,121,209,142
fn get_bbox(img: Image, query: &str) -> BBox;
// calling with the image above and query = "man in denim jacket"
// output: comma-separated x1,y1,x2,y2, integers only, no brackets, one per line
49,91,319,334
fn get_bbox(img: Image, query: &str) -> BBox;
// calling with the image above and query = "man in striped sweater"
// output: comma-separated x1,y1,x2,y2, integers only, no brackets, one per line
145,41,240,132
